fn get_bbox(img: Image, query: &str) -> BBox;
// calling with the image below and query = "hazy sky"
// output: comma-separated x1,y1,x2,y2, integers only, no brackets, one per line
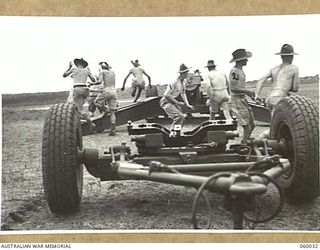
0,14,319,94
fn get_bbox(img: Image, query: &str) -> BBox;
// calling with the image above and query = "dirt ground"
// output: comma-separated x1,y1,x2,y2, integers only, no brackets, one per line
1,91,320,231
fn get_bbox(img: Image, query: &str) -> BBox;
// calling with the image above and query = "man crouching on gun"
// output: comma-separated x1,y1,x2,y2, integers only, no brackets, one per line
160,64,194,136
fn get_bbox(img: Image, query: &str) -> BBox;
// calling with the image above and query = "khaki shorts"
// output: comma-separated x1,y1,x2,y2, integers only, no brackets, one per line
208,91,230,113
94,90,118,111
230,96,255,128
160,98,185,128
267,95,284,112
73,87,90,121
88,89,102,112
132,79,146,89
73,87,89,111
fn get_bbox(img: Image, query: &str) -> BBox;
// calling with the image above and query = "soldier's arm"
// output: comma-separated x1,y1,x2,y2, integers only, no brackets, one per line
291,67,300,92
225,74,230,95
63,62,73,77
87,68,96,82
206,75,212,98
91,72,103,85
206,85,212,98
255,71,271,98
229,74,255,97
143,70,151,85
122,72,132,90
164,82,184,106
181,83,193,109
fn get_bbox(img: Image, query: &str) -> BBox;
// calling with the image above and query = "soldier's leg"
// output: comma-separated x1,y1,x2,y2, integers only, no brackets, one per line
221,100,232,121
209,108,216,120
94,92,108,115
74,88,96,132
67,88,74,103
131,87,137,97
107,94,118,136
267,96,283,118
242,105,255,143
133,87,143,102
209,96,219,120
231,96,252,143
88,96,97,117
162,103,185,130
242,125,251,142
73,88,85,114
172,111,185,128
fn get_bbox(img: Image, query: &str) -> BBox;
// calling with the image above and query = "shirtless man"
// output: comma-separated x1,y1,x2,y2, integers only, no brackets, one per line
255,44,299,139
204,60,232,121
229,49,255,143
93,62,117,136
255,44,299,115
160,64,194,133
88,76,104,117
121,59,151,102
63,58,96,131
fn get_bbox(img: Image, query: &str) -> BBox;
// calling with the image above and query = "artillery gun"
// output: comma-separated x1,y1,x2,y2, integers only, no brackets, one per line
41,76,319,229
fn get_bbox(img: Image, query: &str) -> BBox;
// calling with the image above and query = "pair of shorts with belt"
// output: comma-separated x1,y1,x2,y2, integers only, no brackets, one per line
72,86,90,121
230,95,255,128
73,86,89,101
73,84,89,101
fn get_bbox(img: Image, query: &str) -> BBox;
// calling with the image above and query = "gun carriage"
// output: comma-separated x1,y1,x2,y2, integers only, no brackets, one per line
42,76,319,229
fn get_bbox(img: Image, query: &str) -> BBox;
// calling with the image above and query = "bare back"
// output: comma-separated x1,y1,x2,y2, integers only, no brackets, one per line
269,64,299,97
130,67,144,82
71,68,92,83
99,69,116,89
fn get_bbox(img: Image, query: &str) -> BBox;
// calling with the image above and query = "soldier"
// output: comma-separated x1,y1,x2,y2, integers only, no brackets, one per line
255,44,299,115
87,84,104,117
229,49,255,143
63,58,96,132
93,62,117,136
255,44,300,139
121,59,151,102
87,71,104,117
204,59,232,121
160,64,194,133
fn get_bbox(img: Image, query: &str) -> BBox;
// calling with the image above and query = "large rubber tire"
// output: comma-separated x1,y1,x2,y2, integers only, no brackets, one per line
145,85,158,97
270,95,319,204
42,103,83,214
